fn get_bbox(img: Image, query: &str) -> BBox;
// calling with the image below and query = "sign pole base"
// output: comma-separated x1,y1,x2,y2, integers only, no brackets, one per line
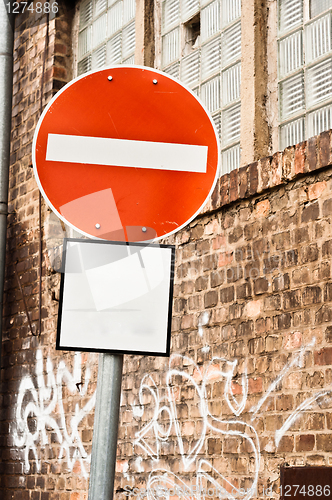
88,353,124,500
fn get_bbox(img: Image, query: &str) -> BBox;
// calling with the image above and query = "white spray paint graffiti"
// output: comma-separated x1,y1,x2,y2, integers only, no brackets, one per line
275,390,330,447
198,312,210,354
132,325,330,499
13,349,97,478
250,337,316,418
134,355,259,499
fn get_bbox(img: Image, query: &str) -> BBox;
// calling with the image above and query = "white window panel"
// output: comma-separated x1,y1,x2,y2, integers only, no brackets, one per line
222,21,241,67
279,0,303,34
92,14,107,48
92,44,107,69
201,76,220,113
307,103,332,136
123,0,136,23
78,26,92,59
280,117,304,149
305,13,332,63
78,55,92,76
181,0,199,22
311,0,332,18
107,33,122,64
222,0,241,28
162,28,180,67
306,58,332,107
201,37,221,79
162,0,180,33
80,0,93,29
212,112,221,139
201,1,220,42
280,72,305,119
122,21,136,58
222,103,241,146
164,62,180,79
95,0,107,16
222,62,241,105
278,30,303,78
108,1,123,36
180,51,200,87
222,144,240,174
123,54,135,64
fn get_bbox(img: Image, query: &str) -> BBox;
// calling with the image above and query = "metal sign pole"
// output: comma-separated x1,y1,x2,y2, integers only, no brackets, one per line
88,353,124,500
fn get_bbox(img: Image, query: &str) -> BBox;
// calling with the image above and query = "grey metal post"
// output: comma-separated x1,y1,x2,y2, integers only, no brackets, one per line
0,1,15,368
88,353,124,500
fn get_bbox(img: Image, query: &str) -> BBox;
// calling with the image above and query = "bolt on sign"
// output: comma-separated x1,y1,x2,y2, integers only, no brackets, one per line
32,66,220,243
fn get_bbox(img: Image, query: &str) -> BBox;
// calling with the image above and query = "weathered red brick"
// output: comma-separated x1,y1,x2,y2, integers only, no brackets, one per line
259,156,271,190
319,130,331,167
238,166,248,198
248,162,258,195
306,136,318,172
271,151,282,186
314,347,332,366
301,202,320,223
294,141,306,174
248,377,263,393
220,173,230,206
296,434,315,451
211,177,220,210
229,168,238,203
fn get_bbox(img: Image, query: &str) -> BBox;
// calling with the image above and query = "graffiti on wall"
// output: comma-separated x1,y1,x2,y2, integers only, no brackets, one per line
12,319,331,495
131,330,331,500
13,349,97,478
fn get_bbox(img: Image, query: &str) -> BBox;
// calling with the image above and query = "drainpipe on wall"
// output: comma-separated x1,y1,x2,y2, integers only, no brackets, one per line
0,2,15,368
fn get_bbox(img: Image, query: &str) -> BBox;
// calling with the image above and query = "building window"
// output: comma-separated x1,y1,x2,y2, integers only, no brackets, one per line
161,0,242,175
77,0,136,76
278,0,332,150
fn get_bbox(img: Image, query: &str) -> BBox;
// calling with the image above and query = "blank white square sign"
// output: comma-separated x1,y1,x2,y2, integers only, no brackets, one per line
56,239,175,356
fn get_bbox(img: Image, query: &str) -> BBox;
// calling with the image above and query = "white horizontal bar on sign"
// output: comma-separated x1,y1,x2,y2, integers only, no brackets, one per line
46,134,208,173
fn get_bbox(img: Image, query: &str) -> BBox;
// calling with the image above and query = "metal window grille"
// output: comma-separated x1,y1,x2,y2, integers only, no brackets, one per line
201,37,221,79
307,103,332,135
181,0,200,22
278,30,303,78
77,0,136,75
222,62,241,105
222,103,241,147
162,0,180,33
310,0,332,18
222,144,241,173
92,44,106,68
222,0,241,27
278,0,332,149
280,71,305,119
108,2,123,37
279,0,303,34
162,28,180,67
201,0,220,42
161,0,242,174
222,21,241,67
201,76,221,113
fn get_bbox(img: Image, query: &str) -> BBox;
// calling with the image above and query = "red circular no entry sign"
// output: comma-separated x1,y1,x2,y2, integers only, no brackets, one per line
33,66,219,242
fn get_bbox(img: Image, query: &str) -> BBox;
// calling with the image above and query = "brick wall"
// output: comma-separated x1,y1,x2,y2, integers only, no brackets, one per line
0,6,100,500
2,4,332,500
115,134,332,499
